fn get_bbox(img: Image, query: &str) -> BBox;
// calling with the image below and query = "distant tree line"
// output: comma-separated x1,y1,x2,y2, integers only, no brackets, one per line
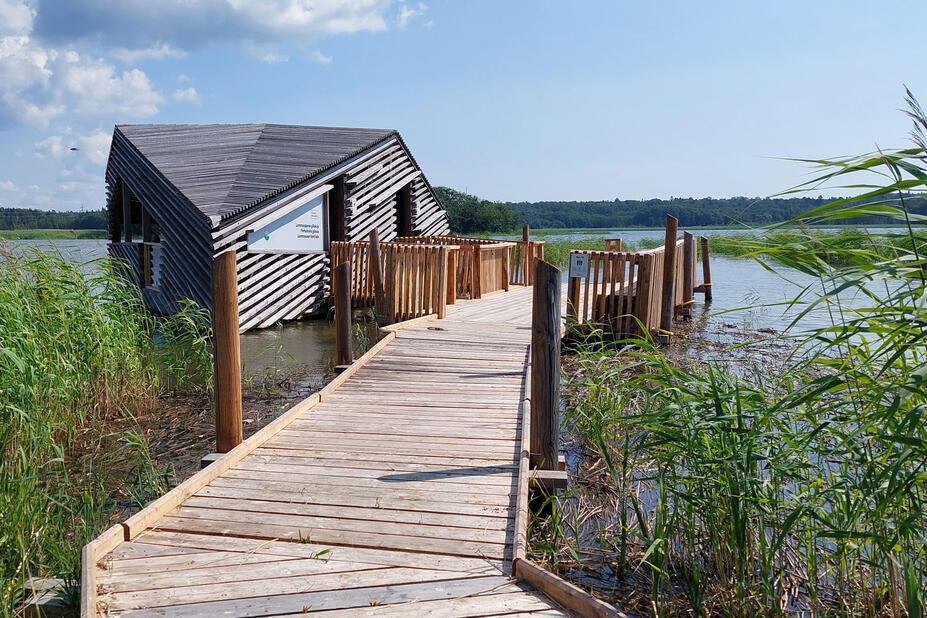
434,187,518,234
0,207,108,230
435,187,927,233
504,195,927,229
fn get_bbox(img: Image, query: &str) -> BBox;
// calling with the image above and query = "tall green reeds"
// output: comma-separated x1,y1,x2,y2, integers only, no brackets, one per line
0,246,212,615
560,93,927,616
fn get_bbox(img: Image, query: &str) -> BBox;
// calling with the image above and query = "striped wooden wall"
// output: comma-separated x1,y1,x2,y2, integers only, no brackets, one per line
105,130,215,316
106,132,449,332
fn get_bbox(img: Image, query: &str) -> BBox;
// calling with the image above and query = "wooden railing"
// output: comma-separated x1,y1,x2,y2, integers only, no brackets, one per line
509,241,545,286
330,240,379,306
395,235,521,298
567,220,707,339
331,240,450,323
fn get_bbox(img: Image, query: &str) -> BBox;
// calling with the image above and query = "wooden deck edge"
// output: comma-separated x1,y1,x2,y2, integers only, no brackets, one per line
378,313,438,332
80,328,404,615
513,558,627,618
79,524,122,617
512,395,531,564
317,330,397,400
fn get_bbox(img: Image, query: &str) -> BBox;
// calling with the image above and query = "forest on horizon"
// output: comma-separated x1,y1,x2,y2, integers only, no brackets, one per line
4,189,925,235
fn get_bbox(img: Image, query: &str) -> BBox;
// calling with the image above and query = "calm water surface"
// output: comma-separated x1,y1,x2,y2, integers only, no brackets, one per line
5,236,871,371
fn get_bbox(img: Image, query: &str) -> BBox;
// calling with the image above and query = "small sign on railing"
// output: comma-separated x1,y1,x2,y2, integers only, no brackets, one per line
569,253,589,278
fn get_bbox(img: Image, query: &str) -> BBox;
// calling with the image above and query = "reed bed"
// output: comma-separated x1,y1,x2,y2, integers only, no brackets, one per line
0,245,212,615
546,101,927,616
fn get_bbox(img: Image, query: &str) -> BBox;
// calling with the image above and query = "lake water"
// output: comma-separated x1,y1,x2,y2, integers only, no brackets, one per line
4,235,874,376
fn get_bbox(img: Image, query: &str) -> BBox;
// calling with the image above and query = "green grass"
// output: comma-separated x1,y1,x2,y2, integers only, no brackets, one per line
0,246,212,615
0,229,108,240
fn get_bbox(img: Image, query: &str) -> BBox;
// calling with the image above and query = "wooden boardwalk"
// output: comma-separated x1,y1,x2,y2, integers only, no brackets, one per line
86,286,579,616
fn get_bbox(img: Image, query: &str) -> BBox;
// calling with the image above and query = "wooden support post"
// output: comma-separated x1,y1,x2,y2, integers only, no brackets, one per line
503,246,511,292
531,259,561,470
211,251,242,453
522,224,530,243
331,176,346,243
368,229,387,323
700,236,713,302
566,252,581,322
682,231,694,318
333,261,353,367
659,215,678,337
472,244,482,299
141,206,153,243
446,249,457,306
436,247,448,319
122,182,132,242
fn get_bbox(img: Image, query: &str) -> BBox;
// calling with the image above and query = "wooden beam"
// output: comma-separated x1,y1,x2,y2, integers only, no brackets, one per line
682,231,694,317
700,235,713,302
659,215,678,335
211,251,242,453
333,261,353,366
330,176,346,243
141,205,153,243
369,229,387,323
122,182,132,242
513,559,625,617
530,259,561,470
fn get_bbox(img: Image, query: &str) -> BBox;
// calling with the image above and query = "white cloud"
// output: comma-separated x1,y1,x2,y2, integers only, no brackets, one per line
0,0,35,36
173,86,202,105
307,49,332,65
178,73,192,82
79,130,111,165
111,42,186,64
248,45,290,63
35,134,65,157
34,0,395,50
0,0,163,126
0,179,18,191
397,1,426,29
60,58,163,116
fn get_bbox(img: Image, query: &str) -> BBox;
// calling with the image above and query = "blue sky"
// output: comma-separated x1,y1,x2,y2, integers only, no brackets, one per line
1,0,925,211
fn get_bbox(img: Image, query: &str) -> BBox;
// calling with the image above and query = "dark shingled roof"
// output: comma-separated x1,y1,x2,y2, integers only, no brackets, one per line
116,124,397,224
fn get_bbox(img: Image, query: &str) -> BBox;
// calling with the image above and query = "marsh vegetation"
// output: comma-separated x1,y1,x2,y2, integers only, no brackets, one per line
533,100,927,616
0,247,212,615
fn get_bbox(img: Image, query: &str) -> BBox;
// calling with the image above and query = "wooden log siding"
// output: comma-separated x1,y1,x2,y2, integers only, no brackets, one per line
107,126,448,332
568,237,698,338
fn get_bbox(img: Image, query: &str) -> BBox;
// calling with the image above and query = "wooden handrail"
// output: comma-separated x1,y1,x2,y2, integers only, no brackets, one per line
564,218,705,339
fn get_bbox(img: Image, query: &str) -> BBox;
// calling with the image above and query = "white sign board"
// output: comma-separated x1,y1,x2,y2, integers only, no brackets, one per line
569,253,589,278
247,194,326,254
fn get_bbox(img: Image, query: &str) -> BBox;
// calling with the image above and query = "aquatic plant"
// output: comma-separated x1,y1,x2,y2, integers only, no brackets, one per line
560,92,927,615
0,248,183,615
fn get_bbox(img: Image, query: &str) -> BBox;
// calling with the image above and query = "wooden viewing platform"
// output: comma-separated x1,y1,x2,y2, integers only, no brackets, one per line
81,286,611,617
82,221,706,617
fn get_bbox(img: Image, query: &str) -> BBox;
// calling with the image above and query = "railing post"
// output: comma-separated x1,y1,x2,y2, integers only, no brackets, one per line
437,247,448,319
446,249,458,306
502,246,510,292
682,231,694,318
333,261,353,367
531,258,561,470
659,215,678,337
472,244,482,299
566,251,581,322
211,251,242,453
368,229,387,323
700,236,713,302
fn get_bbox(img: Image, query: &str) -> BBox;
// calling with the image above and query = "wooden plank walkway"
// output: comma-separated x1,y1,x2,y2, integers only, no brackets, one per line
88,286,576,616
